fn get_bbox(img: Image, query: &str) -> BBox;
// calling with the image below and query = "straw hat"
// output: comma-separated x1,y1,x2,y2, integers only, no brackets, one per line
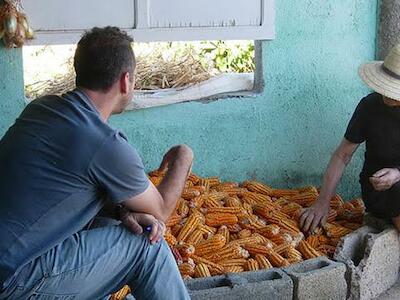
359,44,400,101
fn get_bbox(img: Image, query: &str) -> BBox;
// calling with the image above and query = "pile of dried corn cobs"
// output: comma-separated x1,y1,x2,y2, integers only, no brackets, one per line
111,171,364,299
150,171,364,279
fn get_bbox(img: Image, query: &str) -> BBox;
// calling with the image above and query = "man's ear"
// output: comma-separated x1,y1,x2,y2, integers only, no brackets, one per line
120,72,130,94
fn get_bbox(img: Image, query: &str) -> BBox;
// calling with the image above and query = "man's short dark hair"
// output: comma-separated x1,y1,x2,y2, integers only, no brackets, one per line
74,26,135,91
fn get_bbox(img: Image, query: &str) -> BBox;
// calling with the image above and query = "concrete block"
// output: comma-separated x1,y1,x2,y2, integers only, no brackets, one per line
283,256,347,300
334,226,400,300
185,268,293,300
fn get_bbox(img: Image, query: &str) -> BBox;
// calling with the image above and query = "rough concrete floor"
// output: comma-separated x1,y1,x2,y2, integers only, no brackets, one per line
376,278,400,300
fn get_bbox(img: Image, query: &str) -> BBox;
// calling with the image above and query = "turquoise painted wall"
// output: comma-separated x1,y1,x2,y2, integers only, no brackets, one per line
0,0,377,199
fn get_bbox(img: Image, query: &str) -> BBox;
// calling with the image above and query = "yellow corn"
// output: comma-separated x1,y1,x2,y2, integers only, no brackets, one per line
245,258,259,271
257,224,280,239
177,213,203,242
238,229,252,239
188,173,201,185
225,266,244,273
323,223,352,239
206,207,243,214
255,254,273,269
110,285,131,300
217,225,230,243
205,245,250,262
191,255,224,275
298,240,322,260
273,243,291,256
270,189,300,198
194,263,211,278
179,262,195,277
218,258,248,268
181,188,201,200
177,199,190,217
166,213,181,227
306,235,320,248
199,177,221,188
186,229,204,245
243,244,270,256
164,232,177,246
205,213,238,227
242,181,274,195
266,251,290,268
195,234,226,256
224,196,243,207
226,224,242,233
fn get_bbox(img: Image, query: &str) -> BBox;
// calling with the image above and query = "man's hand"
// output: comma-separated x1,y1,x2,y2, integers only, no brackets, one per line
299,201,330,233
369,168,400,191
120,208,166,245
159,144,194,173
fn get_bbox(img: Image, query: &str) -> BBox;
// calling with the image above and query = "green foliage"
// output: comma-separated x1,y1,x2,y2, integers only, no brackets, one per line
198,40,255,73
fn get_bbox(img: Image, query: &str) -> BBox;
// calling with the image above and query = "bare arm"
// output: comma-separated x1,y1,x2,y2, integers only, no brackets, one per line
300,138,360,232
121,144,193,222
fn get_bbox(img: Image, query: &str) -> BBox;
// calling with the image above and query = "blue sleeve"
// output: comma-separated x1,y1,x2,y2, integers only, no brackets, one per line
89,132,150,204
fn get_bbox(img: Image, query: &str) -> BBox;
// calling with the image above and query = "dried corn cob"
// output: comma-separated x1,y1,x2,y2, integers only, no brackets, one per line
199,177,221,187
191,255,225,274
330,194,344,210
288,191,318,207
238,229,252,239
110,285,131,300
217,225,230,242
206,207,243,215
164,232,178,246
149,176,162,186
227,224,242,233
327,209,337,223
225,266,244,273
306,235,320,248
188,173,201,185
270,188,300,198
179,262,195,277
166,213,181,227
177,199,190,217
274,197,290,206
257,224,280,239
177,212,203,242
229,234,265,247
205,213,238,227
243,244,271,256
323,223,352,239
255,254,273,269
176,243,195,261
195,234,226,256
242,192,273,206
171,224,183,236
194,263,211,278
298,240,322,260
335,220,363,230
242,202,254,215
242,181,274,195
190,195,206,208
281,202,303,217
327,237,341,247
218,258,248,268
181,189,201,200
239,214,266,230
203,196,224,208
266,251,290,268
186,229,204,245
198,223,217,235
205,245,250,262
245,259,259,271
286,246,303,262
273,243,291,256
170,246,183,264
224,196,243,207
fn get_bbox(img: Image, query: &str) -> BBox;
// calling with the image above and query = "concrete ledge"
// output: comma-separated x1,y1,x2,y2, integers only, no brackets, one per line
185,268,293,300
283,256,347,300
334,226,400,300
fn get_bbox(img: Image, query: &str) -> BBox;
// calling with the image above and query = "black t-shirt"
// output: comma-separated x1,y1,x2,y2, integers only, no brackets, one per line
345,92,400,182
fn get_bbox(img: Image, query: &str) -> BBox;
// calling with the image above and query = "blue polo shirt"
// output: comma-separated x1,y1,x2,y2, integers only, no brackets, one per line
0,90,149,287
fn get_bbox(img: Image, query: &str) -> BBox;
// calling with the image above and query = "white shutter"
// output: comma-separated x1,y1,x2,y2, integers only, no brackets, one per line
23,0,274,45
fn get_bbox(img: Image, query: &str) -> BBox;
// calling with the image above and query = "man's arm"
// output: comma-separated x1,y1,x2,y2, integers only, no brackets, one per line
299,138,360,232
121,145,193,222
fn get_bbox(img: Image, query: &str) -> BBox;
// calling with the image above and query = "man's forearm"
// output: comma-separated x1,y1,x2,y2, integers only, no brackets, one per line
157,151,193,220
318,152,347,206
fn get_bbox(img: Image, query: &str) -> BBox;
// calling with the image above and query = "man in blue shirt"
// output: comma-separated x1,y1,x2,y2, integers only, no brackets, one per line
0,27,192,299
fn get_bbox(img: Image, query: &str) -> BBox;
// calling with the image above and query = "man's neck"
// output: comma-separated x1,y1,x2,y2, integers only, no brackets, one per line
79,87,117,122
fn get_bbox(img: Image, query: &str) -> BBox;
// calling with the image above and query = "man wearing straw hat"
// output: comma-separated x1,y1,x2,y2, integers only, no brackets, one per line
300,44,400,233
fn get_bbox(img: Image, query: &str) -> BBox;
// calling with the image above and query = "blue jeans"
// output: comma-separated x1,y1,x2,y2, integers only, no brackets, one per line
0,218,189,299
